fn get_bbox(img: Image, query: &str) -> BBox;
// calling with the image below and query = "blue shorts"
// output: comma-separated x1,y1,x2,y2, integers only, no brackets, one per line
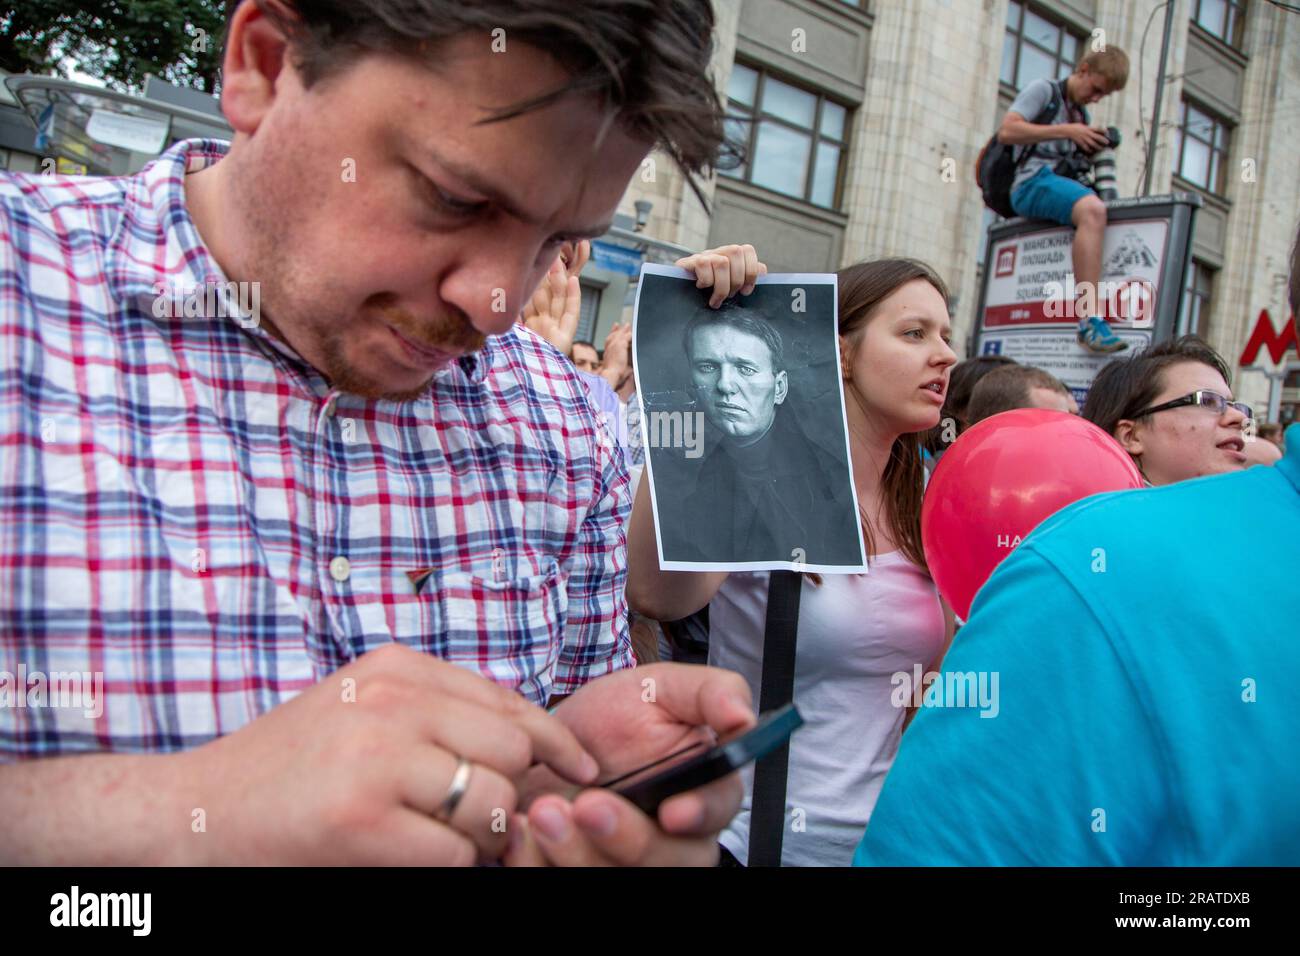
1010,166,1093,226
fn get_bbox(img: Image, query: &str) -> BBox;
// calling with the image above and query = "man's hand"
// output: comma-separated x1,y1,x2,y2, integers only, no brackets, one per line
598,321,632,392
522,256,582,357
182,643,598,865
1065,123,1109,154
521,239,592,356
502,663,756,866
559,238,591,279
675,243,767,308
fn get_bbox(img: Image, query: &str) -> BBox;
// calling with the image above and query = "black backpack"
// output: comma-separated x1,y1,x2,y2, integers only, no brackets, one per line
976,78,1066,218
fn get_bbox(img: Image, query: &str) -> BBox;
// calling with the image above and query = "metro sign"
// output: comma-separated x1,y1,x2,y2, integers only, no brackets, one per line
994,246,1016,278
1238,309,1299,366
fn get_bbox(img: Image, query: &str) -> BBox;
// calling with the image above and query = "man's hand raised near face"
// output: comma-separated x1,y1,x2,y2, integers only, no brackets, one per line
520,240,591,357
522,256,582,357
598,322,633,392
560,238,591,280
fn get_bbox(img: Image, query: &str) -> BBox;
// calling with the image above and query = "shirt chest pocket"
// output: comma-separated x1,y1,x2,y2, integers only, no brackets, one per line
477,419,582,552
426,558,569,696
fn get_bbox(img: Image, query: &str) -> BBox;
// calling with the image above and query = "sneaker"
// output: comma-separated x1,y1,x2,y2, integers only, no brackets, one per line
1077,316,1128,354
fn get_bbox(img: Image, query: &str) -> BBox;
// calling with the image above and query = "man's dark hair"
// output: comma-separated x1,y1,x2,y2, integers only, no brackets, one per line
966,364,1070,426
946,356,1018,427
235,0,732,205
1082,335,1232,438
572,339,597,352
682,301,785,374
922,355,1018,453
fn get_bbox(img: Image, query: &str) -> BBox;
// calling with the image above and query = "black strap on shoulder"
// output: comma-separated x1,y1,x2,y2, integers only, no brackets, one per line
1056,77,1089,126
747,569,802,867
1046,77,1066,120
1016,77,1067,169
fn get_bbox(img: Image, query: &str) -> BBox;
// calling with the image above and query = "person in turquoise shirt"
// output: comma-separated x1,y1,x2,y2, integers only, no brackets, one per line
854,233,1300,864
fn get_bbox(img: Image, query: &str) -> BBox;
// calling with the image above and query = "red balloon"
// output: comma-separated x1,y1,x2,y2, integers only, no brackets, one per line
922,408,1143,620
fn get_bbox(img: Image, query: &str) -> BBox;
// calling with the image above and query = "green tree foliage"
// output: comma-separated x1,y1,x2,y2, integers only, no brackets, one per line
0,1,227,93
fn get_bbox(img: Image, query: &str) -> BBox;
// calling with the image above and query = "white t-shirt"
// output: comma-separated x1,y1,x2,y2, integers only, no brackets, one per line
710,553,945,866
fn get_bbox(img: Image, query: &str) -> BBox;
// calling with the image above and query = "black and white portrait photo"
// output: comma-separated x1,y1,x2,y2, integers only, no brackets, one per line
633,265,865,572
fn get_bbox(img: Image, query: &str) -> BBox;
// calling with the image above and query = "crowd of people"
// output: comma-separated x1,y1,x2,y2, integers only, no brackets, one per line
1,0,1295,867
531,243,1292,866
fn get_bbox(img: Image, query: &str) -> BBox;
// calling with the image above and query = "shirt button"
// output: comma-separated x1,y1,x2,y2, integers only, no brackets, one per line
329,556,351,582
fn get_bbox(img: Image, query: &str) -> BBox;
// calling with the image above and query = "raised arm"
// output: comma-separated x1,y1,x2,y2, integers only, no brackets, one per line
625,474,728,622
625,243,767,621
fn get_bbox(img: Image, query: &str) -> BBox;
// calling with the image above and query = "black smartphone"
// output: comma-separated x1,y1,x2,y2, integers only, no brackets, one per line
600,704,804,816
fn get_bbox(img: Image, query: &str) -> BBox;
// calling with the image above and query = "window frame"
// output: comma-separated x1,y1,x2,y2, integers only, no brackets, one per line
1172,97,1233,196
1182,259,1216,340
1000,0,1089,92
1192,0,1247,49
576,278,603,346
719,61,852,211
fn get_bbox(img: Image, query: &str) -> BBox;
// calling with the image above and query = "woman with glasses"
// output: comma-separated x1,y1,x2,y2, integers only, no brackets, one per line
1082,335,1252,486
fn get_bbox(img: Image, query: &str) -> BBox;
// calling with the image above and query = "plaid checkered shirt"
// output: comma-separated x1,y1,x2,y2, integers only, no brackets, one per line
0,139,634,760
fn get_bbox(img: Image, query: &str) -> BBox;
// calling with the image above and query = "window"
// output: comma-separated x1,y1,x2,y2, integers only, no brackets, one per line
1001,1,1085,90
1283,368,1300,426
1172,99,1232,194
1182,260,1216,340
1193,0,1247,48
975,207,1000,268
577,281,601,345
719,62,849,210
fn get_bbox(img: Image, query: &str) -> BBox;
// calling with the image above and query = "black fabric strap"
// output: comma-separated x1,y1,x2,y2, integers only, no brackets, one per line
1016,77,1067,169
747,569,802,867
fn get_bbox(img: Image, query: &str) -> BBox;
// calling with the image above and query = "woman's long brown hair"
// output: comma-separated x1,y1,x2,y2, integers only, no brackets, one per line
836,258,950,573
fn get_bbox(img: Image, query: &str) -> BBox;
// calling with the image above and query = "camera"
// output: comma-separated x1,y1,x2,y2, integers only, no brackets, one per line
1091,126,1122,201
1054,126,1122,201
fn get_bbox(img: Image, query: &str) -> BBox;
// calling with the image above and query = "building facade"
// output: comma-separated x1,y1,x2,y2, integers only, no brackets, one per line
607,0,1300,424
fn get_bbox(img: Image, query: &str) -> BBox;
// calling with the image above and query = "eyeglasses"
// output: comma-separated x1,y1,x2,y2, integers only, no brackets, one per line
1130,389,1253,422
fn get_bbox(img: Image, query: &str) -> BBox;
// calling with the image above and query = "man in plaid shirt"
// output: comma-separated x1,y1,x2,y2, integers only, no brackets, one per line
0,0,766,865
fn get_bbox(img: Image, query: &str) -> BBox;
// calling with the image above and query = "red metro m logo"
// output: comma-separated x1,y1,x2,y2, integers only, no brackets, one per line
1238,309,1299,366
994,246,1016,278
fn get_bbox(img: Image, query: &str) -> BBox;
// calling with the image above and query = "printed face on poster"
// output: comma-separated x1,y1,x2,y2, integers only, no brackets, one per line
632,265,866,573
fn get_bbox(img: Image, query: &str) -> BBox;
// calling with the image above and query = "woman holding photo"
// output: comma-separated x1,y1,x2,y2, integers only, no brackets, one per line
627,257,959,866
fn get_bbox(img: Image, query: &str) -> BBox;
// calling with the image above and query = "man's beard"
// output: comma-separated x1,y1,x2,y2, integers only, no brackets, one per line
259,285,488,403
320,329,430,402
323,294,487,401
